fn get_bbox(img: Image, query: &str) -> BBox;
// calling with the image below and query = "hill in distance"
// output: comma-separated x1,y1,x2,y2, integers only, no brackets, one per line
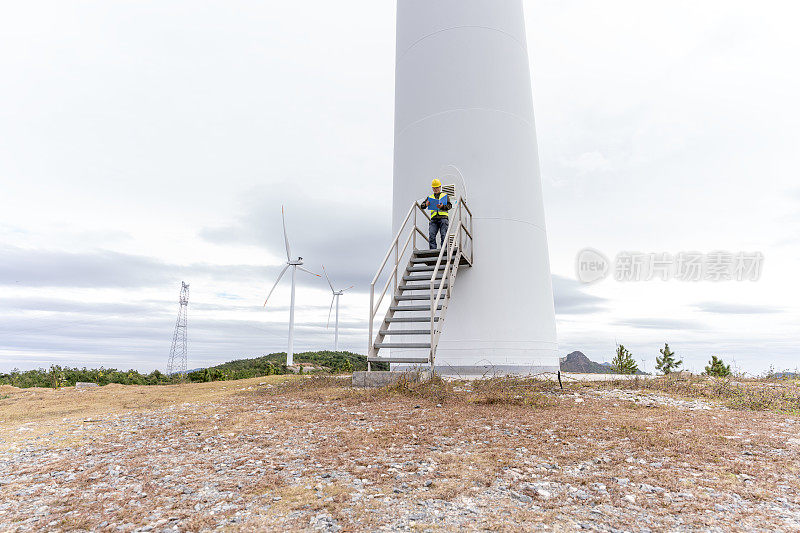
191,351,387,380
559,351,613,373
560,351,650,375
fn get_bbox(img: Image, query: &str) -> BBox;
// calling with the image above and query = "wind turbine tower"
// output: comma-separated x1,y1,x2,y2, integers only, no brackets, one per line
323,265,353,352
389,0,559,374
263,207,320,366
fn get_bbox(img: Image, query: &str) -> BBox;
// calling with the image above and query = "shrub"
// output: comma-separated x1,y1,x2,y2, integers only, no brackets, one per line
603,373,800,414
655,343,682,375
612,345,639,374
704,355,731,377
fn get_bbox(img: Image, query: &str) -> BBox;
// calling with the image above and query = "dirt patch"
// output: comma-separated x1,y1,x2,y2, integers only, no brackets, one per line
1,377,798,531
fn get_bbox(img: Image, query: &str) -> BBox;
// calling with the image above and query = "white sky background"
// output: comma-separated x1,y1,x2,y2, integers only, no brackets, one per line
0,0,798,374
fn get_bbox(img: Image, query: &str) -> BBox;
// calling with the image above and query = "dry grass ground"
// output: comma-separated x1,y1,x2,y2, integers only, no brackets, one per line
0,377,294,449
1,375,799,532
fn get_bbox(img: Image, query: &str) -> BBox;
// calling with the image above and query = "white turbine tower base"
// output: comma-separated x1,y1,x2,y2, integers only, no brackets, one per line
391,0,559,375
323,265,353,352
263,206,320,367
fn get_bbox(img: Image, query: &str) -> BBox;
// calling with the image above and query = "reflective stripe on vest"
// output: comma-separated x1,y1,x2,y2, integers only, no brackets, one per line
427,194,449,218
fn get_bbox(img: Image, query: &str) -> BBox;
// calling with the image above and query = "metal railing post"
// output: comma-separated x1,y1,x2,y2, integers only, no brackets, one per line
368,285,375,361
393,243,398,295
430,275,435,364
469,201,474,263
413,206,417,250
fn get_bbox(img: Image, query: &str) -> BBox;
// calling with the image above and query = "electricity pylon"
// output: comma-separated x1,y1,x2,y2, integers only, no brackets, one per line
167,282,189,379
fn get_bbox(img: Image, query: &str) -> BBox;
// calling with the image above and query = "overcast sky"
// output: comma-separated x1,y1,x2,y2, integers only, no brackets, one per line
1,0,798,375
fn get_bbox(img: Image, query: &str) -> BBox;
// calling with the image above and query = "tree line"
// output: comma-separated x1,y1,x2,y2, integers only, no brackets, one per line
0,351,384,389
611,342,733,376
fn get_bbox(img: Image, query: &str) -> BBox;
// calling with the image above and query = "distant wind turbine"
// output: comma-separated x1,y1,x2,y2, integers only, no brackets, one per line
263,206,320,366
322,265,353,352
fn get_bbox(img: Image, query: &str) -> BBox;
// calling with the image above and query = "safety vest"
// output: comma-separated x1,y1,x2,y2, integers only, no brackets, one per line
427,193,449,218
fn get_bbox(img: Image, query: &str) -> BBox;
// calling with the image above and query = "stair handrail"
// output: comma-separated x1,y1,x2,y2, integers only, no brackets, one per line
368,201,430,358
429,197,473,363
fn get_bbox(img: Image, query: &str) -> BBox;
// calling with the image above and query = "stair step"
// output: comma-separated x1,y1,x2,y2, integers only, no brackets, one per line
395,294,435,301
408,264,447,272
386,317,440,323
367,357,431,363
414,249,444,256
408,260,466,268
390,305,443,312
404,274,445,282
379,329,430,335
410,256,451,265
410,255,471,268
399,283,448,291
374,342,432,349
415,248,458,257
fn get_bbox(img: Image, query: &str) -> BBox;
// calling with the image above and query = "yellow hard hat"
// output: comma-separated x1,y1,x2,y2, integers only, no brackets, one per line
431,178,442,188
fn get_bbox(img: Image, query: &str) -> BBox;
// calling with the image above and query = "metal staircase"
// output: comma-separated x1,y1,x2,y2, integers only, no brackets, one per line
367,197,473,370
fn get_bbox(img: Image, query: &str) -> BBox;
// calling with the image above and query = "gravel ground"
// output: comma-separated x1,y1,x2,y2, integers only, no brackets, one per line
1,379,799,532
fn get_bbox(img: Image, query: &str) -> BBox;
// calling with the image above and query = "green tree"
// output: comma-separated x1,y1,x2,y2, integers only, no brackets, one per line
148,369,164,385
704,355,731,377
655,343,682,375
48,365,65,390
611,345,639,374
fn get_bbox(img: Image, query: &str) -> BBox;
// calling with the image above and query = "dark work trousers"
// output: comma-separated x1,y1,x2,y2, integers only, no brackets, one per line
428,217,449,250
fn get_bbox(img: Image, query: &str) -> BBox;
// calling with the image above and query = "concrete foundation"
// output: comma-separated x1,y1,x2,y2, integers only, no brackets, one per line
352,370,432,388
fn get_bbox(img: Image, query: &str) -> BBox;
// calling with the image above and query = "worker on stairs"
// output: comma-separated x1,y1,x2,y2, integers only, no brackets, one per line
420,179,452,250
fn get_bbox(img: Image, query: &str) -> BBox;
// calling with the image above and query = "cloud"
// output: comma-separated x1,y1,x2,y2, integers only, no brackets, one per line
614,318,703,331
198,184,392,289
0,307,365,372
552,275,606,315
0,247,170,288
0,297,164,316
0,245,276,289
1,1,798,376
563,150,611,176
694,302,783,315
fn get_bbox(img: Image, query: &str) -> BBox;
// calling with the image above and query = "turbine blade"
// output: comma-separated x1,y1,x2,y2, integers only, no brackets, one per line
327,295,335,328
341,285,354,292
298,266,320,277
322,265,335,292
281,206,292,261
263,264,290,306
